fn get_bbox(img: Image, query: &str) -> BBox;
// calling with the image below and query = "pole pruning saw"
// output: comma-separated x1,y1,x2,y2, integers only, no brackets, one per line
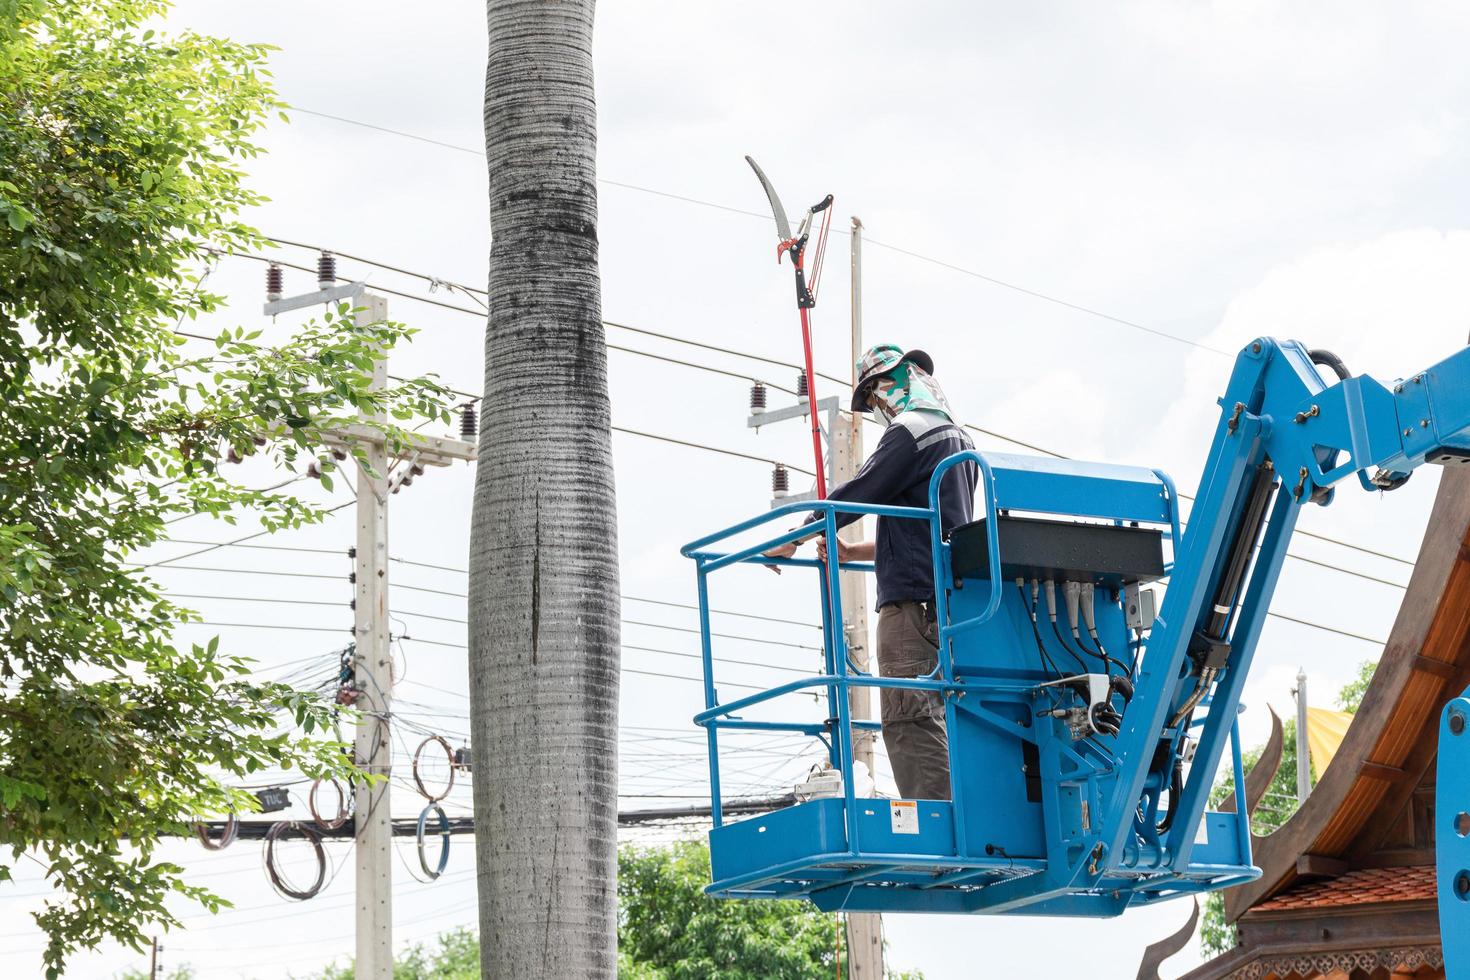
746,155,834,498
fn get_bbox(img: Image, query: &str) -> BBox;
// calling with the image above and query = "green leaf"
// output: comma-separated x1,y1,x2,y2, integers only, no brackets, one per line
0,13,456,967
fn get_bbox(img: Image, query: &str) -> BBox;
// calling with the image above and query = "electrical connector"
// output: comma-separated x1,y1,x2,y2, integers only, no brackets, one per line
1079,582,1097,637
1064,581,1081,637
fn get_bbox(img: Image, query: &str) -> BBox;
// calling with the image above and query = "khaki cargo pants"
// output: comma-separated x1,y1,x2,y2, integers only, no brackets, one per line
875,600,952,800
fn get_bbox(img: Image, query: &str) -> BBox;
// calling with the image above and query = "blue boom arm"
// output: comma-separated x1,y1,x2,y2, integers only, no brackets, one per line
1102,339,1470,880
682,337,1470,955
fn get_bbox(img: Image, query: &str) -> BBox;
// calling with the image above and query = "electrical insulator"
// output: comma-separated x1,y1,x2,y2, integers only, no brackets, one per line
266,262,284,302
750,381,767,412
796,370,809,399
316,250,336,289
410,462,425,477
772,463,789,494
330,447,347,461
460,403,478,439
226,447,242,464
306,461,321,479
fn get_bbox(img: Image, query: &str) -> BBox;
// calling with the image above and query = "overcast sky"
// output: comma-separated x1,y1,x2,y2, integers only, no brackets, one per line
8,2,1470,977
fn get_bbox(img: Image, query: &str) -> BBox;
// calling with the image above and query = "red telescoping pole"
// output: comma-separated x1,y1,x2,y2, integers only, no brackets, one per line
797,300,827,499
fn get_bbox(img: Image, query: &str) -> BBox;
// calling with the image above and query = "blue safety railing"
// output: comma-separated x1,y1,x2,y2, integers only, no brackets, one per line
681,441,1033,858
681,448,1239,906
682,496,956,860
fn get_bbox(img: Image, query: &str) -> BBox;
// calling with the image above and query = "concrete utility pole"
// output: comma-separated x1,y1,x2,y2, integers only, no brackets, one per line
264,272,475,979
1294,668,1311,803
330,296,476,978
351,293,394,979
840,216,884,979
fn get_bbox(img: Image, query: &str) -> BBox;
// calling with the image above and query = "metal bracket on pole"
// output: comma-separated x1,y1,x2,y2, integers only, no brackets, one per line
263,281,368,317
750,396,843,507
747,395,841,430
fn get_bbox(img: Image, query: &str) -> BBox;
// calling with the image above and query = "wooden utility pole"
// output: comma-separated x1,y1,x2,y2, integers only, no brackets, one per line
352,293,394,980
840,216,884,978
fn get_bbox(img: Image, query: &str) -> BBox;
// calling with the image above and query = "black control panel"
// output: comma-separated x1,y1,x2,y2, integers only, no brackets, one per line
950,515,1165,588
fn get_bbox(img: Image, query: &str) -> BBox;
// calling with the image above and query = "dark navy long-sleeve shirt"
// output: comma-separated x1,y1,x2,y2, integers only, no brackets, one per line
806,410,978,610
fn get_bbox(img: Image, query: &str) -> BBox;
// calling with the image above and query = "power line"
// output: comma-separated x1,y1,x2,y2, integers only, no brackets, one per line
624,594,820,630
136,563,346,582
177,308,813,477
167,592,349,609
390,556,470,574
186,249,1417,643
623,619,820,651
609,343,799,394
142,501,354,568
231,248,812,390
184,621,350,634
624,643,814,676
389,605,823,654
165,538,345,557
285,107,1231,357
393,634,767,691
222,244,1417,573
613,426,814,476
1265,611,1384,646
384,558,822,629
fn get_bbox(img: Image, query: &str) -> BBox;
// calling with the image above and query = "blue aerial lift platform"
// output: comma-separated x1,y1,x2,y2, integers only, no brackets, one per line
682,337,1470,968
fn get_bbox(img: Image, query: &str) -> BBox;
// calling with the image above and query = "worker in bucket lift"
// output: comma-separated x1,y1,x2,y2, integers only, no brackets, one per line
764,344,977,801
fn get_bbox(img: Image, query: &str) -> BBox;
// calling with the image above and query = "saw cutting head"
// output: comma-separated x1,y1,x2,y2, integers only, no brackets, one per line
745,155,793,243
746,155,834,263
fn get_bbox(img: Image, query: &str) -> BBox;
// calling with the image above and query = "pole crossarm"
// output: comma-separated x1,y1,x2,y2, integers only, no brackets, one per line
263,281,367,316
320,424,477,466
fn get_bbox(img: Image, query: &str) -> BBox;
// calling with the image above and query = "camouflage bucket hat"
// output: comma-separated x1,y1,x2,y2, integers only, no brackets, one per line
851,343,934,412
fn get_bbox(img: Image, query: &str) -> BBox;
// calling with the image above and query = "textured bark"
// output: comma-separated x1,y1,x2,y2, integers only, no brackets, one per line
471,2,619,976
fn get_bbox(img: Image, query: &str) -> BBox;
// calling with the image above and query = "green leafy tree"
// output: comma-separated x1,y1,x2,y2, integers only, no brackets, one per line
1336,658,1377,713
118,967,194,980
309,927,481,980
305,844,923,980
1198,660,1377,955
619,841,885,980
0,1,450,974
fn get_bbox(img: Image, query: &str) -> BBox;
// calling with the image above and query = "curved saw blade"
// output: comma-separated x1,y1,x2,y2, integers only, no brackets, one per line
745,155,793,242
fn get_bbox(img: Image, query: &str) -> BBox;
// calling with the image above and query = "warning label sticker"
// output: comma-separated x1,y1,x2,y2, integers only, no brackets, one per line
890,800,919,835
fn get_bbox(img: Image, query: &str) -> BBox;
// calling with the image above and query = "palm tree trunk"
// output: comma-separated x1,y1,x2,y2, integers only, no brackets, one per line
471,2,618,976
